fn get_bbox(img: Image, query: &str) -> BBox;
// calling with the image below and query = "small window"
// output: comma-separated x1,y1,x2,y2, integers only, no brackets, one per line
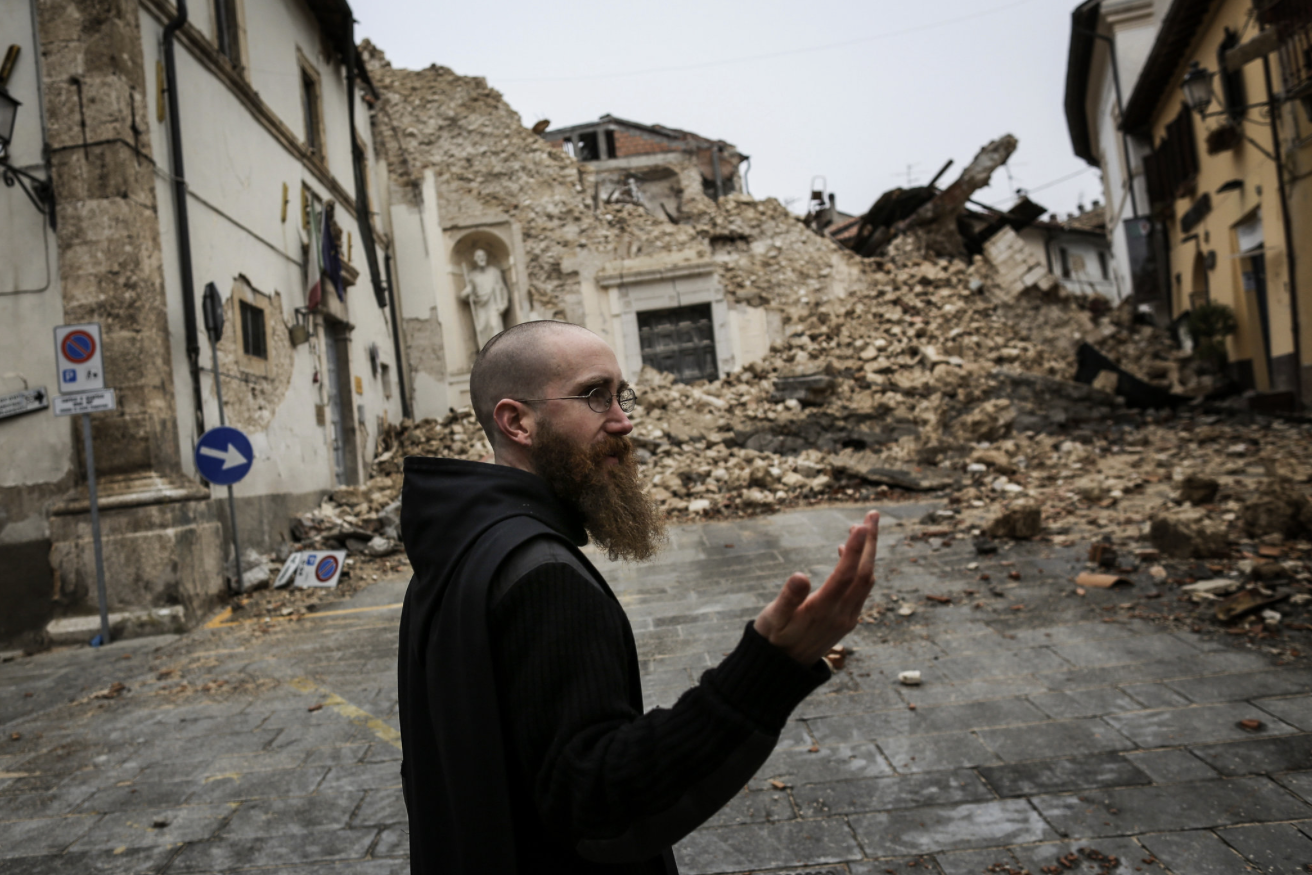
240,300,267,359
1098,250,1109,280
1060,247,1071,279
604,130,616,159
303,71,322,157
381,362,392,399
214,0,242,69
576,131,600,161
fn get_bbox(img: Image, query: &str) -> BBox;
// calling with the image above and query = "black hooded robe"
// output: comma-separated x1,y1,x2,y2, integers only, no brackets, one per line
399,458,829,874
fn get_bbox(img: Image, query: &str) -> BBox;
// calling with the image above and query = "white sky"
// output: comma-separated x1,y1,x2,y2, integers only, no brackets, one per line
354,0,1104,222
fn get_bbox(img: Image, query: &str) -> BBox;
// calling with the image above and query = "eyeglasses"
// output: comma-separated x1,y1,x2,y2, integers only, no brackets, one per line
517,385,637,414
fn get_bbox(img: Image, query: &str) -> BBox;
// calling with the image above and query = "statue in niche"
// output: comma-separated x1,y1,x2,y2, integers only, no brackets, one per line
459,248,510,352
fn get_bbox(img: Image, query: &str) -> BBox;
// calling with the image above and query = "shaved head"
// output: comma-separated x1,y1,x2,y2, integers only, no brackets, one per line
469,320,596,446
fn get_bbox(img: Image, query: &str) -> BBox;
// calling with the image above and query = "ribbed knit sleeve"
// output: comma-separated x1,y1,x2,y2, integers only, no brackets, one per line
489,562,828,861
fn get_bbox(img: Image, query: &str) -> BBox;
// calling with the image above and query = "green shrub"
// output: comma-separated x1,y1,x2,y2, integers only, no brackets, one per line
1186,302,1238,365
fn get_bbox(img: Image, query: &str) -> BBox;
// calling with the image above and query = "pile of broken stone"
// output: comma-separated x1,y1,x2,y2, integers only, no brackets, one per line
259,246,1310,640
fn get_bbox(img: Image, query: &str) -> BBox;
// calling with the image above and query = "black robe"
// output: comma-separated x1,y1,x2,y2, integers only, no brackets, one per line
399,458,828,874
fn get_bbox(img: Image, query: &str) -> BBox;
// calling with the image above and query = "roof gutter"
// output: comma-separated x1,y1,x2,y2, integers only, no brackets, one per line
162,0,205,437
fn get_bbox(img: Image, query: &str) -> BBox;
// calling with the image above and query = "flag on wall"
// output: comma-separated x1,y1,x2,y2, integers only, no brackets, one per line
307,197,324,310
323,200,345,303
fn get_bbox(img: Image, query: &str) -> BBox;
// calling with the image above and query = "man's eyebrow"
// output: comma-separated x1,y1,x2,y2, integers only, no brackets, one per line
569,375,610,394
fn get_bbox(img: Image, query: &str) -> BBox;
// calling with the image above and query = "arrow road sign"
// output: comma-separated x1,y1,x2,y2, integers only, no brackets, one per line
194,425,253,485
0,387,49,420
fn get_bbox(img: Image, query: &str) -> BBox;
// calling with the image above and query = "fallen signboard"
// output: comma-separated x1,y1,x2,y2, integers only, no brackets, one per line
274,550,347,589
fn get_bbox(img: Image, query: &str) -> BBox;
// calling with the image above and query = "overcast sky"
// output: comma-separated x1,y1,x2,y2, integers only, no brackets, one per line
354,0,1103,222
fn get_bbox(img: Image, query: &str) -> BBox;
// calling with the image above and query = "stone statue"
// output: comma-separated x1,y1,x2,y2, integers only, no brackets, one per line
460,248,510,351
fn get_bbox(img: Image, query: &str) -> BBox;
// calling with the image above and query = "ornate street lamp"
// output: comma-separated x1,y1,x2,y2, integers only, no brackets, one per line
0,87,19,155
0,85,56,229
1181,61,1216,115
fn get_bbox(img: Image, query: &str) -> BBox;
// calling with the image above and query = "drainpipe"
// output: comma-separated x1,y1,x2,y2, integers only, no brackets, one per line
384,249,410,420
1263,54,1303,407
345,29,387,311
162,0,205,436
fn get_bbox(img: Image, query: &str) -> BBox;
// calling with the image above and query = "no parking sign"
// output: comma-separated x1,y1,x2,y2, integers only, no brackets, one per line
274,550,347,589
54,323,105,393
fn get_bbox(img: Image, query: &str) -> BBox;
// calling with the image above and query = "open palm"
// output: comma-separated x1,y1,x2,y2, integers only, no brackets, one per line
754,510,881,665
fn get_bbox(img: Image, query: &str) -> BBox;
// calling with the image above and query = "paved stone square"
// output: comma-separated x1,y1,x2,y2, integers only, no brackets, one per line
2,503,1311,873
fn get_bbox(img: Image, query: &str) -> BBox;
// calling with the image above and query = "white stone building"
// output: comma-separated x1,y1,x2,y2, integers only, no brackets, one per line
1064,0,1171,310
0,0,403,642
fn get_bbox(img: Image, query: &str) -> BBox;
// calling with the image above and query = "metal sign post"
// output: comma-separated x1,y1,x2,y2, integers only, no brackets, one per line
200,282,249,593
53,323,114,647
82,413,109,646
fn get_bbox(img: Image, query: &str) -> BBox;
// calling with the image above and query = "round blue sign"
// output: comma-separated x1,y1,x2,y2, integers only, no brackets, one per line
315,555,339,582
194,425,254,486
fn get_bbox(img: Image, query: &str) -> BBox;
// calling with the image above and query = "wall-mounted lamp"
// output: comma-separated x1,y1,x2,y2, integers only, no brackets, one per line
1181,61,1216,115
289,307,313,346
0,87,18,150
0,81,57,229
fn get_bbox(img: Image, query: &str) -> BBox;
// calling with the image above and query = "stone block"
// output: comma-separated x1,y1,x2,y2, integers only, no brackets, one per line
792,769,993,817
977,718,1135,762
1138,830,1250,874
1031,776,1310,838
673,818,863,874
44,606,185,645
48,494,225,624
982,753,1148,801
1106,701,1299,747
850,798,1055,856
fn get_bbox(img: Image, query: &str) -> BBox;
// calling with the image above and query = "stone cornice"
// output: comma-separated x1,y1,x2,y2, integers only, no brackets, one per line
139,0,359,220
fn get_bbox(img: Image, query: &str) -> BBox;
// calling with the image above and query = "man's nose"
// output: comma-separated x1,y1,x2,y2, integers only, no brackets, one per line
604,402,633,436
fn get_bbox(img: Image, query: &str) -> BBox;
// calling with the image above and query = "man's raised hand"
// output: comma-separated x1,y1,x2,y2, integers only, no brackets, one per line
753,510,880,666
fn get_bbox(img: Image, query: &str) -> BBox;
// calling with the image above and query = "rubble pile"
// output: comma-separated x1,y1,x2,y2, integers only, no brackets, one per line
312,42,1312,643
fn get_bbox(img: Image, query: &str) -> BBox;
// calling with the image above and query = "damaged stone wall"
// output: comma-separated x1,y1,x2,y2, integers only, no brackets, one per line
209,282,296,433
362,41,877,410
39,0,224,627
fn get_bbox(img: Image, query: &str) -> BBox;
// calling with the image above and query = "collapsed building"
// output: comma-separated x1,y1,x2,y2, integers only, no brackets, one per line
237,44,1312,644
362,41,860,413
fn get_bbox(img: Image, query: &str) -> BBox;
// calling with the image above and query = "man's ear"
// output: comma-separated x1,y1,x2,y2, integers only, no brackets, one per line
492,399,534,449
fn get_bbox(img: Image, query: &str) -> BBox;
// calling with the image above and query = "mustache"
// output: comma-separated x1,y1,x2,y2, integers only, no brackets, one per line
584,434,634,465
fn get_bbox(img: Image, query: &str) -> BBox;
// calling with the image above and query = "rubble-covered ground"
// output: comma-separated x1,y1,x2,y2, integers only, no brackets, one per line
238,247,1312,653
220,45,1312,650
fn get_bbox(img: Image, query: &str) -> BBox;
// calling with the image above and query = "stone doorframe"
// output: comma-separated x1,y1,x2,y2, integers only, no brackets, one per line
596,261,734,382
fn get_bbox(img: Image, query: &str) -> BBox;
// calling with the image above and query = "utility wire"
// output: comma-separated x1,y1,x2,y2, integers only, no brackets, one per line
1021,165,1096,195
498,0,1041,83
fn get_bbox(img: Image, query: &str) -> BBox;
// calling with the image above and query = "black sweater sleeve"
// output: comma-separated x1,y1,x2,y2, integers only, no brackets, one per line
489,561,828,863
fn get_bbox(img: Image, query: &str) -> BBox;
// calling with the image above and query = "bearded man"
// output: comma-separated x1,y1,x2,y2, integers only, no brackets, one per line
398,320,880,874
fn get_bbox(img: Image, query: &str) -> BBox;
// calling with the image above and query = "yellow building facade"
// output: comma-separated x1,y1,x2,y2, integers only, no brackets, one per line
1123,0,1310,402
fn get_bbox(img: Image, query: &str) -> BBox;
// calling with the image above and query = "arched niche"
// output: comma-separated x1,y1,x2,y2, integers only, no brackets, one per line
448,229,519,368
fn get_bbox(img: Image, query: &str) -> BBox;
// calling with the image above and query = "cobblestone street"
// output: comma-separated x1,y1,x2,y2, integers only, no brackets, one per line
3,503,1312,874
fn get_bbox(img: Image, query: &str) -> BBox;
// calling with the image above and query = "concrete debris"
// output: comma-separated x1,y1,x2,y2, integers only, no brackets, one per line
45,607,186,646
1149,507,1231,558
986,503,1042,541
1075,572,1132,589
1240,479,1311,540
287,42,1312,632
226,548,271,594
1178,474,1220,505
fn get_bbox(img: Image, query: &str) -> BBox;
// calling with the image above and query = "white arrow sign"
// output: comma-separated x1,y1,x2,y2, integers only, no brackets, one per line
198,443,249,469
